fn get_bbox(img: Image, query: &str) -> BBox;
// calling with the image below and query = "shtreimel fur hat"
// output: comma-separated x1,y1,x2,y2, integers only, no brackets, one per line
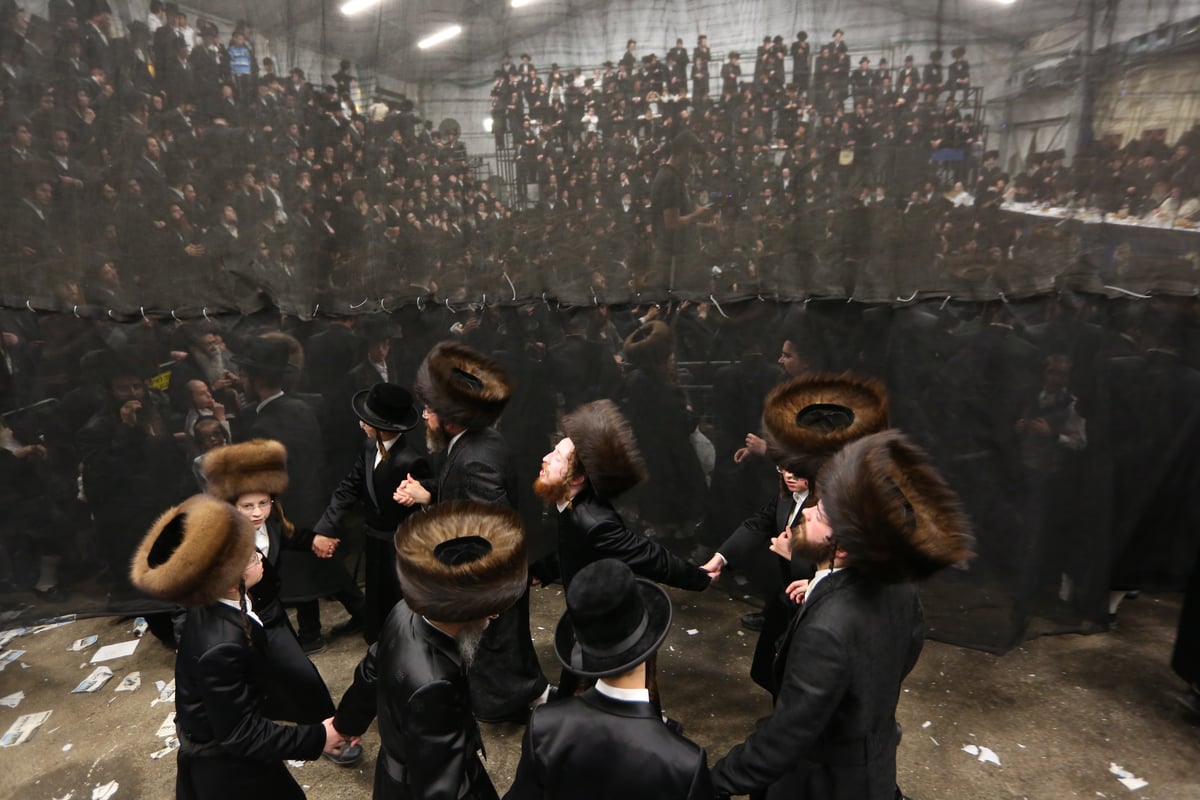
415,341,513,429
396,501,527,623
560,399,647,500
202,439,289,502
819,430,974,583
130,494,256,605
761,372,889,480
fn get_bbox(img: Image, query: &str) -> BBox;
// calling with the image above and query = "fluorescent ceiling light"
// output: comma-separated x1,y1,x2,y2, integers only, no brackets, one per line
341,0,381,15
990,0,1017,4
418,24,462,49
512,0,536,7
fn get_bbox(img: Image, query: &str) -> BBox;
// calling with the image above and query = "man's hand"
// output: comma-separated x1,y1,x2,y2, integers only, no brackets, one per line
312,534,338,558
119,400,142,427
734,432,767,464
321,717,347,754
785,579,809,605
700,554,725,581
394,473,431,506
769,528,792,560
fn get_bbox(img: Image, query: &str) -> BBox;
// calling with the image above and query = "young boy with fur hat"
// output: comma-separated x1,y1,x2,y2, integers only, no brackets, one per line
130,495,347,800
201,439,362,765
504,558,713,800
711,431,973,800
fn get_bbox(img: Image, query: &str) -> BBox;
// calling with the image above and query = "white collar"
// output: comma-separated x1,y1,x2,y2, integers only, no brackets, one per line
595,679,650,703
807,566,843,598
378,435,398,454
446,429,466,455
217,595,263,626
256,390,284,412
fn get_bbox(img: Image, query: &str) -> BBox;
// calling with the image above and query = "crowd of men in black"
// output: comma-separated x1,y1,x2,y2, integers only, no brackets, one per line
2,0,1198,314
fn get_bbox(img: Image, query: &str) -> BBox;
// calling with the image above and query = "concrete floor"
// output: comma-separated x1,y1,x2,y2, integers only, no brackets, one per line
1,583,1196,799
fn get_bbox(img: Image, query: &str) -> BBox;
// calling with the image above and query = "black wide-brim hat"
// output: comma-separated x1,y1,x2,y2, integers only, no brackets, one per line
233,336,298,374
554,559,672,679
353,383,419,432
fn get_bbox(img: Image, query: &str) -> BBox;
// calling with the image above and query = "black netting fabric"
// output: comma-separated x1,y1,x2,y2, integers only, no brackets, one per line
1,0,1200,651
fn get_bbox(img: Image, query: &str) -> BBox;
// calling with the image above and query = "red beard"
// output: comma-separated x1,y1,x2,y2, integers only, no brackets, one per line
533,474,574,505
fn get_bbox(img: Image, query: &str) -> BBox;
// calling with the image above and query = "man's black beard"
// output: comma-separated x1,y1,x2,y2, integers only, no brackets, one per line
791,531,837,567
426,419,449,454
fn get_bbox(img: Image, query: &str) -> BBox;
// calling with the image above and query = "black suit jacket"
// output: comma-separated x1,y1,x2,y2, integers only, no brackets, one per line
175,603,325,768
426,427,517,509
557,487,710,591
314,436,430,539
718,492,816,691
504,687,713,800
712,569,924,800
232,394,326,529
335,603,498,800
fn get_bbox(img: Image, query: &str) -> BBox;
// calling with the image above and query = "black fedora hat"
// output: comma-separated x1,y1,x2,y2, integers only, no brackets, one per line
352,383,419,432
233,336,297,374
554,559,671,679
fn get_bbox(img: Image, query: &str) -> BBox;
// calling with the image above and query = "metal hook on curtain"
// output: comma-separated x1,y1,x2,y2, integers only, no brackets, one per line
940,295,952,310
202,307,211,321
171,309,179,322
25,300,35,313
896,291,918,303
350,297,369,309
444,299,457,314
1102,285,1152,299
709,295,730,318
140,306,149,321
998,292,1009,304
379,298,390,313
73,305,80,319
416,296,425,312
502,272,517,301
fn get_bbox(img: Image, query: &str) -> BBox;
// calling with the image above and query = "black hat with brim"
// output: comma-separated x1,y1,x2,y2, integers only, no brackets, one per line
554,559,672,679
233,336,297,374
352,383,419,432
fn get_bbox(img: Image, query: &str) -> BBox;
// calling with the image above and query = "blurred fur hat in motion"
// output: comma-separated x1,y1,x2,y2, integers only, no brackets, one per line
761,372,889,480
560,400,647,500
414,341,513,429
396,501,527,623
819,430,974,583
130,494,255,606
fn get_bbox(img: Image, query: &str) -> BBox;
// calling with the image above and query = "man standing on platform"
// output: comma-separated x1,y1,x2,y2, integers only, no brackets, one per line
394,341,549,722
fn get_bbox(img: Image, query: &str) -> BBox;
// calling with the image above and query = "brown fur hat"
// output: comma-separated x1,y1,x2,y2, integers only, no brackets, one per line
623,321,673,368
414,341,513,429
819,430,973,583
130,494,255,605
202,439,289,502
561,399,648,500
761,372,889,480
396,500,527,623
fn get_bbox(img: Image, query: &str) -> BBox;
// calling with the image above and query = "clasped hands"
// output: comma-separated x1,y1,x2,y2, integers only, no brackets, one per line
311,534,339,559
321,717,361,755
393,473,431,506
